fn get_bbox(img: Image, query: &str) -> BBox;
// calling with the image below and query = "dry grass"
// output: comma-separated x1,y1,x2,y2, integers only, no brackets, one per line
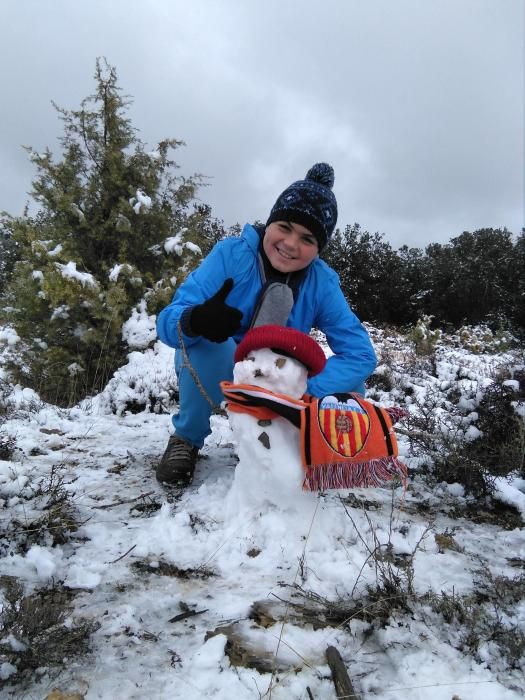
0,577,99,687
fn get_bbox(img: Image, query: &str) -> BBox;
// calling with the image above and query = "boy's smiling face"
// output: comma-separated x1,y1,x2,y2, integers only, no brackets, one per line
263,221,318,273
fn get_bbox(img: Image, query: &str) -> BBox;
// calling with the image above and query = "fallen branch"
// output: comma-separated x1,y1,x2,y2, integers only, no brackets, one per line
325,646,360,699
168,608,208,624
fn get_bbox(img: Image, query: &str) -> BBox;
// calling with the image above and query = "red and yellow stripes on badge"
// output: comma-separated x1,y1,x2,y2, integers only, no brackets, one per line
318,407,371,457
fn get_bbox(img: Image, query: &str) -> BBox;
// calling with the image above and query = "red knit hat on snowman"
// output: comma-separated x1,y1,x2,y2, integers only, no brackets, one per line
234,325,326,377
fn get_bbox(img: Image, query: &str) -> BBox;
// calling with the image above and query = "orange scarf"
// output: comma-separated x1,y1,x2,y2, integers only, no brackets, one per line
221,381,407,491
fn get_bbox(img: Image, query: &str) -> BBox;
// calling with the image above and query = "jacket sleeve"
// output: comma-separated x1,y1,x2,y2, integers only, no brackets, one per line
156,241,232,349
306,267,377,397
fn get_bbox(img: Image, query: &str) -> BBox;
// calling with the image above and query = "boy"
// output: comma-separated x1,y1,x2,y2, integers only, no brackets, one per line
156,163,377,486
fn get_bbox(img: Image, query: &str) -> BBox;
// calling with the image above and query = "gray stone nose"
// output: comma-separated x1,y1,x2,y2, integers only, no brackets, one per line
254,368,264,378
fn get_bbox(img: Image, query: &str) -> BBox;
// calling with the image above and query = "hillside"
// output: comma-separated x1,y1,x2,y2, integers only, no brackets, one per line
0,324,524,699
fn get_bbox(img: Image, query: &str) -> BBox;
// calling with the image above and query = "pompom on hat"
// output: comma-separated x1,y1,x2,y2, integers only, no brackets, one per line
266,163,338,250
234,325,326,377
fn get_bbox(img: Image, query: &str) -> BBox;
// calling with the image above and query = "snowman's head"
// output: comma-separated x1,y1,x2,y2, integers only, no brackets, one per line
233,325,326,398
233,346,309,397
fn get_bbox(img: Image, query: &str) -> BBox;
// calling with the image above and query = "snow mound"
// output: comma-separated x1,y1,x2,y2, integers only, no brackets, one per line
91,341,177,415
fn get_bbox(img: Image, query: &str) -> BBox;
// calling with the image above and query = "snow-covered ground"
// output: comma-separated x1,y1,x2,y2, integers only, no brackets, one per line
0,327,524,699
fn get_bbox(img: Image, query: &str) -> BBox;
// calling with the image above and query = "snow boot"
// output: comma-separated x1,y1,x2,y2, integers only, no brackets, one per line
156,434,199,486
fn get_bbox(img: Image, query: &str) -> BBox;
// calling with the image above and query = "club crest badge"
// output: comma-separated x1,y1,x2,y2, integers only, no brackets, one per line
318,395,371,457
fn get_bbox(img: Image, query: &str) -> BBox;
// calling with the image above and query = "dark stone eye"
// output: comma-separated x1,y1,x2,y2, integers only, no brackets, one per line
275,357,287,369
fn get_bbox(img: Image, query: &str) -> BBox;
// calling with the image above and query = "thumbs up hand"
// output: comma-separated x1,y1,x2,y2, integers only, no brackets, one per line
190,279,243,343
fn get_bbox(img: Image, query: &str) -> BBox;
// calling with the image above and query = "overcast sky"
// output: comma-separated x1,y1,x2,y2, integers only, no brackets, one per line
2,0,523,249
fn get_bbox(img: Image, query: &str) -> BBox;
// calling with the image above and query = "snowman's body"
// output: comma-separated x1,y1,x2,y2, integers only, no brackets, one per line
226,347,317,514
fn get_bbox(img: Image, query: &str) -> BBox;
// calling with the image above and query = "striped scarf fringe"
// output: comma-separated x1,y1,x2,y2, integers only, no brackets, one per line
303,456,408,491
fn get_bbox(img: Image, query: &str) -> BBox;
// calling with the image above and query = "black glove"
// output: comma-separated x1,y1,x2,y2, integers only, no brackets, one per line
190,278,243,343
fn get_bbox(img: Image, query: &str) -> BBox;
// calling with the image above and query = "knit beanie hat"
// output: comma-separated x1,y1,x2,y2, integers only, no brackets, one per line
266,163,338,250
234,325,326,377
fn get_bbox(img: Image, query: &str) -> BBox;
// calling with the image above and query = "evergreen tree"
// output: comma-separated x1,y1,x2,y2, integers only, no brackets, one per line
322,224,421,325
396,244,428,323
511,229,525,335
322,224,521,332
422,241,457,327
0,216,20,295
423,228,516,328
0,59,217,405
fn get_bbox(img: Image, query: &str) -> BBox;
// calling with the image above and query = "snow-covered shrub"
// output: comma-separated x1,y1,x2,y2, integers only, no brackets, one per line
410,373,525,496
448,325,519,354
426,566,525,672
466,379,525,479
121,300,156,350
340,497,427,615
94,341,177,416
366,365,394,393
0,378,16,459
0,462,79,557
407,315,441,356
0,434,16,462
0,579,98,687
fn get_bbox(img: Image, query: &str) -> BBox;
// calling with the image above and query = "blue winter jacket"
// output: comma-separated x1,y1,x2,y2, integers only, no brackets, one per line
157,224,377,395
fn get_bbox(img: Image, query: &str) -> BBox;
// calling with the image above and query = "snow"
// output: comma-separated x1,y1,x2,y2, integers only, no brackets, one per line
164,229,202,257
50,304,70,321
494,478,525,517
185,241,202,255
0,328,19,347
0,325,523,699
47,243,63,257
164,229,187,254
445,482,465,497
129,189,152,214
108,263,133,282
55,261,97,288
0,663,16,681
94,339,177,415
70,202,85,221
121,300,157,349
504,379,521,392
24,544,60,581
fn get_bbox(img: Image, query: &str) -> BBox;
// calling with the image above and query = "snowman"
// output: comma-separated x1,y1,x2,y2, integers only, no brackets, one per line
222,325,326,516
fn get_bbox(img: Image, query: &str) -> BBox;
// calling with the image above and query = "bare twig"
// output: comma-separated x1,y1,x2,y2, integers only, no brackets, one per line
92,491,155,509
168,608,208,624
106,543,136,564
